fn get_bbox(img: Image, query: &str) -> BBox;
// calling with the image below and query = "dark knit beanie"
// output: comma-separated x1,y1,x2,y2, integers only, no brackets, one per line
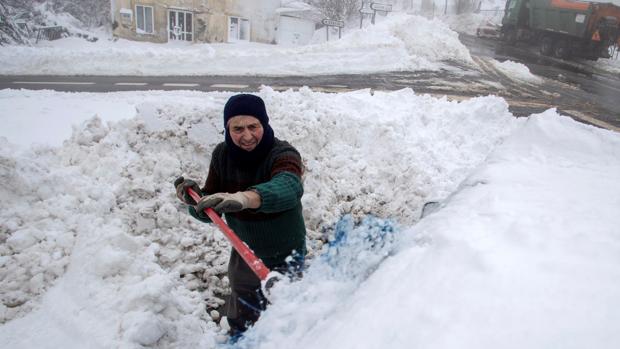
223,94,275,166
223,94,270,127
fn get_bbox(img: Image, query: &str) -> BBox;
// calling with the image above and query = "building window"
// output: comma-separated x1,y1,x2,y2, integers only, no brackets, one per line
120,8,132,27
228,16,250,42
136,5,154,34
169,10,193,41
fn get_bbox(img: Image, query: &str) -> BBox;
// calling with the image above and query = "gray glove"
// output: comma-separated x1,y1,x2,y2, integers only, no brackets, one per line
174,176,202,205
196,192,249,213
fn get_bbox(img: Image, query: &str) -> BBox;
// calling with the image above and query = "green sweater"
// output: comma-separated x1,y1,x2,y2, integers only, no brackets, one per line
189,139,307,267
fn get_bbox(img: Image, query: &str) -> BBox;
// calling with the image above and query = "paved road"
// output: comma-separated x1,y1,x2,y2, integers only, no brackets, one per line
461,34,620,131
1,34,619,131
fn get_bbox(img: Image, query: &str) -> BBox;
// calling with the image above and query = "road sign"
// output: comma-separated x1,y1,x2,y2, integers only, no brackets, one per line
322,19,344,28
323,18,344,41
370,3,393,12
359,5,374,14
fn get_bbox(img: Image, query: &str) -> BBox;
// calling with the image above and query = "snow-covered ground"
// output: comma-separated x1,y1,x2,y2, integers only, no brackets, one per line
1,8,620,349
0,14,473,76
2,9,618,76
1,86,620,348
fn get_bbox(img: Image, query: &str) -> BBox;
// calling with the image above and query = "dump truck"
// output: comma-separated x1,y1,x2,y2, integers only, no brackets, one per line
500,0,620,60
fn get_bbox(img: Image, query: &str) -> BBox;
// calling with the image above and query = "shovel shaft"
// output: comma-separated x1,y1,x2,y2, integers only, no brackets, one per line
187,188,270,281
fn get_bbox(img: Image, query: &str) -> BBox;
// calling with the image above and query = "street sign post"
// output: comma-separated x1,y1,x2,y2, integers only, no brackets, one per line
360,2,393,27
322,19,344,28
369,2,393,24
322,18,344,41
370,3,393,12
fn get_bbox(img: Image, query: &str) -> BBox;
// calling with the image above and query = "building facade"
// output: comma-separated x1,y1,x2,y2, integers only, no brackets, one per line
111,0,282,44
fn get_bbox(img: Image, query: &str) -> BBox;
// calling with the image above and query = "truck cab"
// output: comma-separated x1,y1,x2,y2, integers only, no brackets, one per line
501,0,531,42
500,0,620,59
503,0,523,27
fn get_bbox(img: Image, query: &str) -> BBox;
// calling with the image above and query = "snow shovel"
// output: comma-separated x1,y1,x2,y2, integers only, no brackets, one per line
186,188,281,290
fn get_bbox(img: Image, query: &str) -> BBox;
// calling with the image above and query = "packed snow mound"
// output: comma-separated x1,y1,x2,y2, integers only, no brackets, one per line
0,87,518,347
377,14,474,67
0,13,472,75
588,57,620,75
237,109,620,349
318,14,474,69
492,59,542,83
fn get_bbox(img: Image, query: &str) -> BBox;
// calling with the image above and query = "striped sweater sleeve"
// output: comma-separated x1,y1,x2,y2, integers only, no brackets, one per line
250,171,303,213
250,148,304,213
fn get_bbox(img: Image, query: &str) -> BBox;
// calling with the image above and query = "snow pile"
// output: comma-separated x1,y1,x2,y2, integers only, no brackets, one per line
0,87,518,347
237,109,620,349
0,14,472,76
492,59,543,83
380,14,474,67
592,56,620,75
0,115,223,347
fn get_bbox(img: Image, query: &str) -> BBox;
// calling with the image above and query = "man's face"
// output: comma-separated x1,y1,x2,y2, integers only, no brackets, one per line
228,115,264,152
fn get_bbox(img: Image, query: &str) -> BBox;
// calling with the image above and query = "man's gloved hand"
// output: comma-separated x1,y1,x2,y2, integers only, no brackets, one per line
196,192,250,213
174,176,202,205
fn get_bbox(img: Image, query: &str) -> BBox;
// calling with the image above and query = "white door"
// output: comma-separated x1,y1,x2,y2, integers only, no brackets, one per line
277,16,314,45
228,16,250,42
168,10,193,41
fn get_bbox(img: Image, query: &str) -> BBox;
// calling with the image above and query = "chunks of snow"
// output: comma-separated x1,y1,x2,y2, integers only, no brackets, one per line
6,228,39,251
120,311,168,346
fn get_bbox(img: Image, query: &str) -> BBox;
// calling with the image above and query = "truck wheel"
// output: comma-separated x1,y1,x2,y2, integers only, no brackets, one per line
553,40,571,59
540,37,553,56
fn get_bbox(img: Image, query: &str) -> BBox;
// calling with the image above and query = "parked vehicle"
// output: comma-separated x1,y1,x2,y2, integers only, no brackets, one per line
500,0,620,60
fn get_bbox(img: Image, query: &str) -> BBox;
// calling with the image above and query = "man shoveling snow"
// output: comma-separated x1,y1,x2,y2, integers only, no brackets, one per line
174,94,307,340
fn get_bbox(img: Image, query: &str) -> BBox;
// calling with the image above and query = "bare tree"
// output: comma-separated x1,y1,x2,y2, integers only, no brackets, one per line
1,0,111,45
0,2,31,45
46,0,110,28
305,0,362,20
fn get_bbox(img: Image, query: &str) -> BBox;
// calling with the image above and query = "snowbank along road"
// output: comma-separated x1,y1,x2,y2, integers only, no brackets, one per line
1,35,619,132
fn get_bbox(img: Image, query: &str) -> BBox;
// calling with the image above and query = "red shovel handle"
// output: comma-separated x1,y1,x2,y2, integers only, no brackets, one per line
187,188,270,281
